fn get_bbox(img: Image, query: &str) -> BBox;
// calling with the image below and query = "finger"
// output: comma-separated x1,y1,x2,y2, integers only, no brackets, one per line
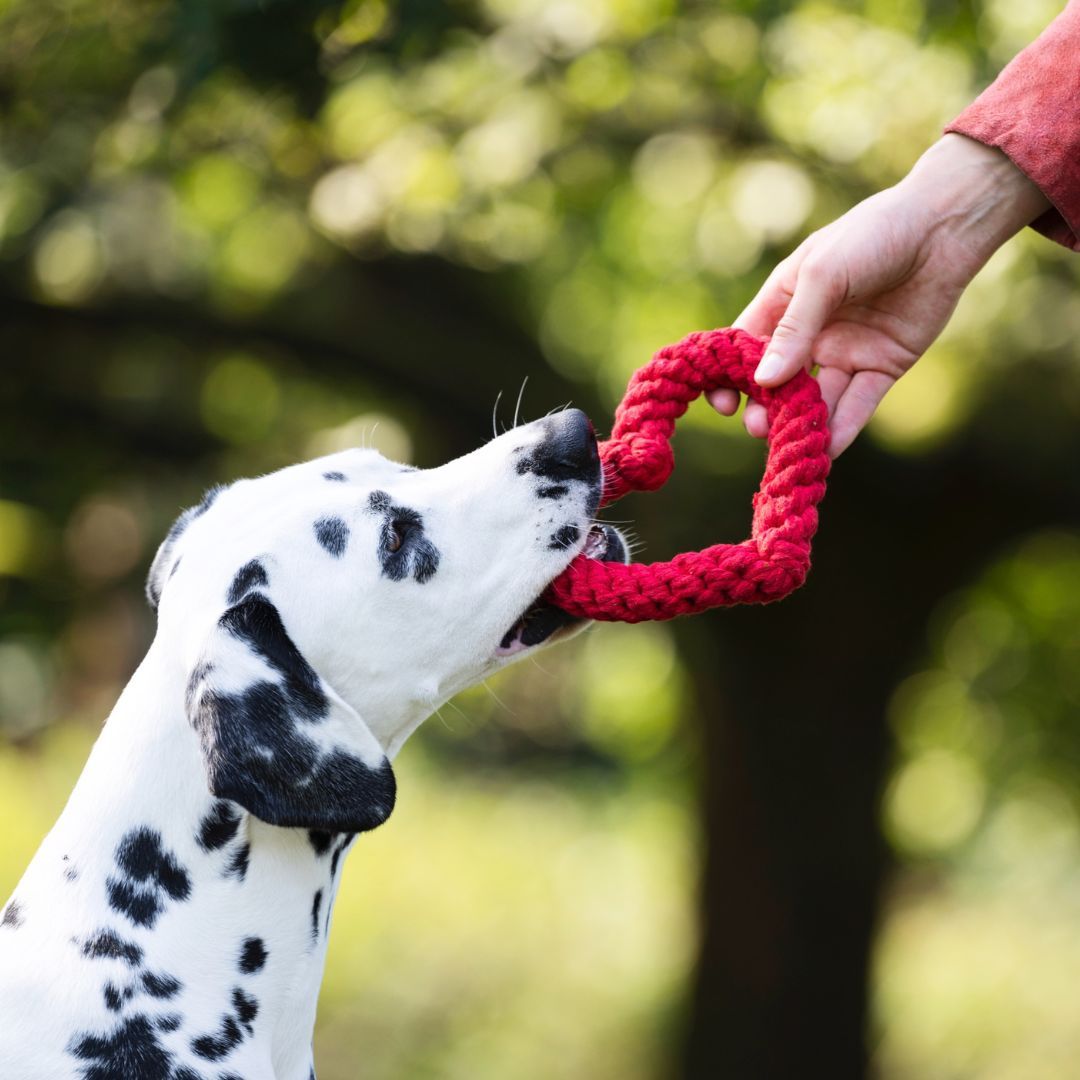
743,400,769,439
735,235,816,338
754,259,848,387
744,365,841,441
810,319,918,386
734,265,796,340
734,293,789,340
816,366,851,421
706,388,740,416
827,369,896,457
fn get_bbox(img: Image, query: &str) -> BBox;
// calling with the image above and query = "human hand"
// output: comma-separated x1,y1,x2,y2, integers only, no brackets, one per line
709,135,1051,456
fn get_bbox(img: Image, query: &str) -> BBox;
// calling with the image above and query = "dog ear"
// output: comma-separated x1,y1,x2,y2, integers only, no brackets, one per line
184,591,395,834
146,486,228,612
147,521,189,612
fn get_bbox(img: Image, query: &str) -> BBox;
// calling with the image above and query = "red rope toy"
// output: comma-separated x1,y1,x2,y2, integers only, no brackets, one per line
547,327,831,623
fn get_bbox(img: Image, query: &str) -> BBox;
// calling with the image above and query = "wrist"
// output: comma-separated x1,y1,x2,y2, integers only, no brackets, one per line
902,133,1051,262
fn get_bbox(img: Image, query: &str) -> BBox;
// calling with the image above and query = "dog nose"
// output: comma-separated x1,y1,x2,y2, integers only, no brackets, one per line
532,408,599,481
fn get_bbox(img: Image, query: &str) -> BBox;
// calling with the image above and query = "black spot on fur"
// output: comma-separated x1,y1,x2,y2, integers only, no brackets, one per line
191,1015,243,1062
157,1014,182,1033
226,560,268,605
329,834,353,878
105,880,158,928
198,802,242,852
169,559,182,580
239,937,267,975
367,490,391,514
82,929,143,966
226,843,250,882
232,987,258,1032
322,471,347,482
538,484,569,499
65,862,80,882
106,829,191,929
68,1014,177,1080
311,890,323,942
190,986,257,1063
1,899,23,928
368,492,441,584
174,1068,201,1080
142,971,182,999
308,830,333,856
411,540,440,584
187,594,396,834
549,524,580,551
313,516,349,558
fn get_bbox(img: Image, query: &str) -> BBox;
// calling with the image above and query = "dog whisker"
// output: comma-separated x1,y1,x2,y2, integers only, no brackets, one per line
435,696,476,733
491,390,504,440
527,654,556,678
512,377,529,431
480,678,517,718
443,696,472,727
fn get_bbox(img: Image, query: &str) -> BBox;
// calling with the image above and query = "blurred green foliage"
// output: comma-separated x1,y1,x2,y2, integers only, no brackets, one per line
875,531,1080,1078
3,0,1080,1077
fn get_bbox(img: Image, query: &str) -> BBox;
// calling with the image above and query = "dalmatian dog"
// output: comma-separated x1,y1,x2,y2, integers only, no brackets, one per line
0,409,627,1080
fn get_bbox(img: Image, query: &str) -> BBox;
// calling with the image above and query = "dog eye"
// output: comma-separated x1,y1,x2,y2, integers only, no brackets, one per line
385,523,404,553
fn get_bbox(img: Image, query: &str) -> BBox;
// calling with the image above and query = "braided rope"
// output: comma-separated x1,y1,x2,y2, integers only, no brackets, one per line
546,327,831,622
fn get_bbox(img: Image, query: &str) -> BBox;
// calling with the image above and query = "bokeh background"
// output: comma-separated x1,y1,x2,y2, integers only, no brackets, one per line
3,1,1080,1077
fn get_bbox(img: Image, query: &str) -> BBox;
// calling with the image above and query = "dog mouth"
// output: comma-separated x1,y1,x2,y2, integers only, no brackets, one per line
496,524,628,657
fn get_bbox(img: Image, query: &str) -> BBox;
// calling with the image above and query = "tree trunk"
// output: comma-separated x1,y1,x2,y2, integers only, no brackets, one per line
679,439,1080,1078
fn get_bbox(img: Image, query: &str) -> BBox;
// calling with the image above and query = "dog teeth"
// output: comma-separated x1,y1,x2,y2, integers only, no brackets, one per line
583,525,607,559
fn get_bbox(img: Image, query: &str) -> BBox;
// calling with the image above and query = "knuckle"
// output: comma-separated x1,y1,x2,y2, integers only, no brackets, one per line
772,312,804,339
799,256,829,283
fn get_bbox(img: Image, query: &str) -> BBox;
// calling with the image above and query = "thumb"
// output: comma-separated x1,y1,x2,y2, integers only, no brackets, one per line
754,261,845,386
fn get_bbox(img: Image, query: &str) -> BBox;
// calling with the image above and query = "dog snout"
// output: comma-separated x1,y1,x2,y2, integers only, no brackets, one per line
530,409,599,483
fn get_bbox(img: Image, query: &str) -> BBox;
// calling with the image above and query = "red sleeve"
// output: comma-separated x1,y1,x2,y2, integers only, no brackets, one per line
946,0,1080,252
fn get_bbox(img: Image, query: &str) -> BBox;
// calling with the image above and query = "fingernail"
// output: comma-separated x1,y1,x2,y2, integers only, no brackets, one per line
755,350,783,383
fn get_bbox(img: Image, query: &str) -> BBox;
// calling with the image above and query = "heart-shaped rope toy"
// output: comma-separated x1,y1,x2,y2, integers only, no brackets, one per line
546,327,831,623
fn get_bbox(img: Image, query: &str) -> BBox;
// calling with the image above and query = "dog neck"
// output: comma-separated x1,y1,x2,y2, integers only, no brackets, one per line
4,638,354,1080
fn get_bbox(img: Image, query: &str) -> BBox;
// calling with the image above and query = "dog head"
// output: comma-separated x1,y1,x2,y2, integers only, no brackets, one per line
148,409,627,834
